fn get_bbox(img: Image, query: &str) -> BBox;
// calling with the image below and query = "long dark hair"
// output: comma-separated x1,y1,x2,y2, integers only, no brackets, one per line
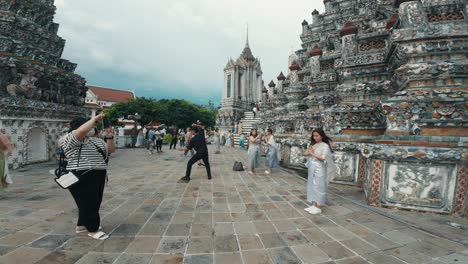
266,128,273,134
311,127,332,148
250,129,257,137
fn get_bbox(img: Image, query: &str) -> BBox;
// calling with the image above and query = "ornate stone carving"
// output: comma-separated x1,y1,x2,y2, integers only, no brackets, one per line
6,70,38,98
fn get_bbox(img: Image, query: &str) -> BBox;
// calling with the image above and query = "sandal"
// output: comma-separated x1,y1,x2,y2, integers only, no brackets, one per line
76,226,102,234
88,231,109,240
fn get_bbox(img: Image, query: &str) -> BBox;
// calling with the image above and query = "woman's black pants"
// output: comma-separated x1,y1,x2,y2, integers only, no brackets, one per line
156,140,163,151
68,170,106,232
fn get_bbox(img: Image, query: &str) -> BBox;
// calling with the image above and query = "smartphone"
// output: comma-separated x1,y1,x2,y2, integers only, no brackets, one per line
102,116,110,129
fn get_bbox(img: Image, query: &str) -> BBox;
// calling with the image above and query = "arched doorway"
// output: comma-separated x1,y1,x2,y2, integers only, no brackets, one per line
27,127,48,163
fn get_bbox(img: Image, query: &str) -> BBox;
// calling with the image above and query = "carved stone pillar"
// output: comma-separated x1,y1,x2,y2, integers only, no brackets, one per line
340,23,358,58
399,1,428,29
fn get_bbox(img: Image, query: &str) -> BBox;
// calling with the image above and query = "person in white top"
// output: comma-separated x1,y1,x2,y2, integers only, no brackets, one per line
303,128,336,215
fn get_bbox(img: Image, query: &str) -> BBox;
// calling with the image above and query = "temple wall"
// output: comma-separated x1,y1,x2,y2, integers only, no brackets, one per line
259,0,468,215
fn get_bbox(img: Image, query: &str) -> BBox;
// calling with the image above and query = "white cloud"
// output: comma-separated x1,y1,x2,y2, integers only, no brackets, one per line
54,0,325,102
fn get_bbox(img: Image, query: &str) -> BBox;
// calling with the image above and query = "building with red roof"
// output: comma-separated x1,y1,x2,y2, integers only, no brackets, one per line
85,85,136,116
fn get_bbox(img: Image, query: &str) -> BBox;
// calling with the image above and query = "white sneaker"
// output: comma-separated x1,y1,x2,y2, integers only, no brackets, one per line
304,206,314,212
308,206,322,215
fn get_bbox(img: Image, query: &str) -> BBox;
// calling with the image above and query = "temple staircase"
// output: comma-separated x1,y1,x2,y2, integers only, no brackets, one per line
233,111,261,147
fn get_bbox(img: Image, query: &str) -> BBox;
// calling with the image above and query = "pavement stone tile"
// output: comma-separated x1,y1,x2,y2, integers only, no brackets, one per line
213,213,232,223
238,234,263,250
125,237,161,253
254,221,277,234
157,237,188,254
341,238,379,255
405,240,455,258
233,222,256,235
184,254,213,264
439,253,468,264
335,256,370,264
193,213,212,224
112,223,143,236
300,228,334,244
29,234,71,250
272,220,297,232
215,252,243,264
190,224,213,236
280,230,309,246
0,246,14,257
60,236,102,252
34,250,84,264
151,213,173,223
259,233,288,248
114,253,153,264
321,227,357,241
292,218,316,229
165,223,191,236
0,247,50,264
75,252,120,264
214,235,239,253
214,223,235,235
94,237,134,253
267,247,302,264
384,246,433,264
186,237,213,254
242,250,272,264
363,251,407,264
171,213,193,224
291,244,329,264
317,241,356,260
361,233,399,251
139,223,169,236
150,254,183,264
0,232,43,247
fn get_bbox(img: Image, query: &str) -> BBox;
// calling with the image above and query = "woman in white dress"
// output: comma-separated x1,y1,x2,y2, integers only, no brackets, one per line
247,129,262,175
263,128,279,174
303,128,336,215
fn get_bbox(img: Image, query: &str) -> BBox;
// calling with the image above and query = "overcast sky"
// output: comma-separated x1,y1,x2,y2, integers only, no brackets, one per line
54,0,324,105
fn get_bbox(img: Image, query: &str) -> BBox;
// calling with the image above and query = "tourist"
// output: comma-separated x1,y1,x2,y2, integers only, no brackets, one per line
239,121,243,135
303,128,336,215
148,128,156,154
60,114,115,240
225,130,232,147
230,133,235,148
247,129,262,175
155,129,163,153
234,123,238,134
169,128,178,150
184,128,194,156
179,125,212,182
239,133,245,148
214,128,221,154
252,106,258,118
135,129,144,148
263,128,279,174
179,129,186,148
0,132,13,188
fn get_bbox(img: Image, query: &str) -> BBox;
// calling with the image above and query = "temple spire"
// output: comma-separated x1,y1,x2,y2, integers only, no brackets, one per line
245,23,250,48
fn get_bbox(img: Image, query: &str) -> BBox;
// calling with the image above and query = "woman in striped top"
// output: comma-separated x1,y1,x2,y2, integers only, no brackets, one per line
60,113,115,240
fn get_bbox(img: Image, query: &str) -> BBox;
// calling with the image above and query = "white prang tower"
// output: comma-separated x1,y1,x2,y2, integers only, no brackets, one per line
216,27,263,132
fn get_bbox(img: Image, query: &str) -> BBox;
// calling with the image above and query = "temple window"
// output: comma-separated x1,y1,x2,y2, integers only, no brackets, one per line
427,11,464,22
359,39,386,52
320,59,335,71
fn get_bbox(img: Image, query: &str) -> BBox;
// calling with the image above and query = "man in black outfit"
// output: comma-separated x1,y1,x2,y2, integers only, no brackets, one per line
179,125,211,182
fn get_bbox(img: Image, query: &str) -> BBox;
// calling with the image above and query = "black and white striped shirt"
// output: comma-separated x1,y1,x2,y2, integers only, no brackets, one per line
60,133,108,171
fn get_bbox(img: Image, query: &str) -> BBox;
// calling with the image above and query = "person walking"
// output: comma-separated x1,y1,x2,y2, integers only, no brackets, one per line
247,129,262,175
239,133,245,149
0,132,13,188
303,128,336,215
263,128,279,174
170,128,178,150
214,128,221,154
155,129,163,153
60,114,115,240
179,129,186,148
180,125,212,182
148,128,156,154
225,130,231,147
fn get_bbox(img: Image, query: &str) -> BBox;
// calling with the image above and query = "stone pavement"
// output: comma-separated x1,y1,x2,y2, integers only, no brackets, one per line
0,146,467,264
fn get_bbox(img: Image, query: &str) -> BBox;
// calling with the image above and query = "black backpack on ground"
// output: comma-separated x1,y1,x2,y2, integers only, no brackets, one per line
233,161,244,171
